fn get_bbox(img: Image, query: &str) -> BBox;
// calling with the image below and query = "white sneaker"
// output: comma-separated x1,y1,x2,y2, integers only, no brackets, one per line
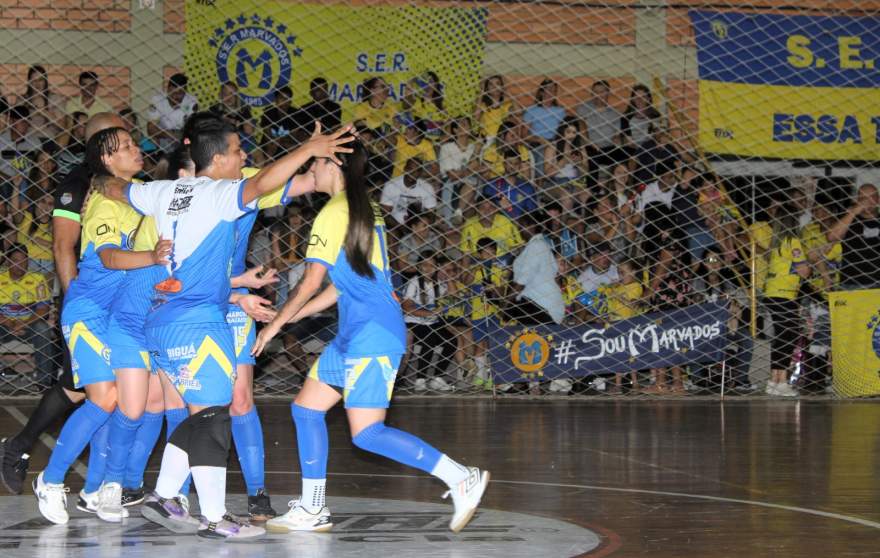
265,500,333,533
777,383,798,397
443,467,490,533
33,472,69,525
428,377,453,392
550,379,572,394
765,381,779,396
76,488,100,513
177,494,190,515
414,378,427,392
96,482,129,522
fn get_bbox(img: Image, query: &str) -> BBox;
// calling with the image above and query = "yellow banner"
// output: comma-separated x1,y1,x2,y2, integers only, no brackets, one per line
828,289,880,397
184,1,488,118
699,81,880,161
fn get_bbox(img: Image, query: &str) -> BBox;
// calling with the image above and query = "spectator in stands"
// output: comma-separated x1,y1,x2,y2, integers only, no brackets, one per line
402,251,456,392
120,107,159,173
0,243,55,385
606,260,644,393
27,145,59,196
467,237,507,390
638,157,678,265
352,76,398,133
577,80,623,184
380,157,437,229
763,203,810,397
802,201,842,295
209,81,244,123
22,65,65,141
438,116,481,223
399,212,442,269
481,119,532,181
64,71,112,118
474,75,514,140
391,118,439,181
0,106,41,186
483,148,538,220
586,191,636,263
435,254,473,385
460,195,524,258
507,214,564,325
294,77,342,134
146,72,198,152
557,256,591,323
827,183,880,289
9,180,53,279
359,126,393,188
620,84,661,183
270,207,314,307
543,116,590,213
698,172,741,262
260,85,296,158
577,241,619,315
672,167,716,268
412,71,447,139
523,79,566,183
55,111,87,179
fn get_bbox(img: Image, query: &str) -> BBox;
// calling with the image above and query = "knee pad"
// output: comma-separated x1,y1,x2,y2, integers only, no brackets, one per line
188,406,232,468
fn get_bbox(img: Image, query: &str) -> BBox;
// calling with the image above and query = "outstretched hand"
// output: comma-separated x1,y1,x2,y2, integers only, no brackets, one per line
236,265,280,290
238,294,277,323
151,238,173,265
251,320,282,357
306,121,356,165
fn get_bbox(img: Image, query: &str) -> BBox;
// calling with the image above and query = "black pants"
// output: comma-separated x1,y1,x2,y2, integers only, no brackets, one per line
410,322,457,380
501,298,555,326
765,297,801,370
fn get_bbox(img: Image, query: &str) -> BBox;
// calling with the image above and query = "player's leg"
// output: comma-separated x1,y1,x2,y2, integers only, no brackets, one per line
159,372,192,502
122,371,165,507
75,419,108,514
266,351,342,534
344,355,490,533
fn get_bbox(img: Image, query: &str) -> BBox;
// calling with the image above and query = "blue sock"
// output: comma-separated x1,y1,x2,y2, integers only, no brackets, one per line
164,408,191,495
83,422,109,493
44,400,111,485
352,422,442,474
291,404,328,479
124,411,164,489
231,407,265,496
103,409,144,485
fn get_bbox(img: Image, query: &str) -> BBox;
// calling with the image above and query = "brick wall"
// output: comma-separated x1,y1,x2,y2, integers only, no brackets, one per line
0,63,131,108
0,0,130,32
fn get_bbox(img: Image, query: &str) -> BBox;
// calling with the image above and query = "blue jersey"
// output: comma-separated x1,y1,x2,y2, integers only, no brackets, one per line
63,193,142,323
110,215,165,329
305,193,406,356
127,176,256,326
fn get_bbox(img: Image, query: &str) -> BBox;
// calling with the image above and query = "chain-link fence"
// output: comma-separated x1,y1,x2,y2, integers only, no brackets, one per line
0,1,879,398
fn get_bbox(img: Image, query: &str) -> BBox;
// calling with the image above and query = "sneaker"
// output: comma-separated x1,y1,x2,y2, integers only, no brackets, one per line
413,378,427,392
198,514,265,540
122,486,145,507
777,382,798,397
0,438,29,494
33,472,69,525
247,489,277,521
141,491,201,533
550,379,572,394
177,494,191,515
76,488,100,513
96,482,129,522
764,381,779,396
442,466,490,533
266,500,333,533
428,377,454,392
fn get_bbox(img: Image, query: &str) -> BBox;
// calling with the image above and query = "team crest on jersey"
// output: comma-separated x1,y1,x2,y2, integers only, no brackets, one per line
207,13,303,107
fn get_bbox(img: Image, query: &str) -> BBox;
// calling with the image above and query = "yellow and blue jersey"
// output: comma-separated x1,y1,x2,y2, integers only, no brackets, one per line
0,271,50,319
468,262,505,320
305,192,406,356
62,192,142,323
764,237,808,300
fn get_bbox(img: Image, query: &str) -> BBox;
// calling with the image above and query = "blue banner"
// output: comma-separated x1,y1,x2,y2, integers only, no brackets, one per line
488,302,730,383
690,10,880,89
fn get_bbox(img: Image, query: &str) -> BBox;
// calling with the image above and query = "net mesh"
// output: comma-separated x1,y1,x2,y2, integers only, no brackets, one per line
0,0,879,398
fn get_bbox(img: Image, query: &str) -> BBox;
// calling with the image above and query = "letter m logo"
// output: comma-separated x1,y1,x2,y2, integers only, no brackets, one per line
235,48,273,90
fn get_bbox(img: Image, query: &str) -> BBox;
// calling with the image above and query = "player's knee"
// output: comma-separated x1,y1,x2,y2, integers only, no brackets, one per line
89,384,118,413
351,421,386,449
230,387,253,416
188,406,232,467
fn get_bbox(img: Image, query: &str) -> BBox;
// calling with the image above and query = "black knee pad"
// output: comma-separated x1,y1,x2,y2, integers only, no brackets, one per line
167,413,196,451
187,406,232,468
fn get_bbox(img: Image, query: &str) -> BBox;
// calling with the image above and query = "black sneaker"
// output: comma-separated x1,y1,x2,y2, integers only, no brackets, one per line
247,489,277,521
0,438,29,494
122,486,145,507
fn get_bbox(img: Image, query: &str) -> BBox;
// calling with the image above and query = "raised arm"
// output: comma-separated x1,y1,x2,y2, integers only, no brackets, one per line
99,238,171,270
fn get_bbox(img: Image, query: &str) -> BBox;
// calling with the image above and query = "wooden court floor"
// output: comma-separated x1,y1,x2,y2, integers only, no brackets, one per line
0,398,878,557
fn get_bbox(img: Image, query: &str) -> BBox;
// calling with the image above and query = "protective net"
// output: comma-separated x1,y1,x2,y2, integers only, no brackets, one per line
0,0,879,398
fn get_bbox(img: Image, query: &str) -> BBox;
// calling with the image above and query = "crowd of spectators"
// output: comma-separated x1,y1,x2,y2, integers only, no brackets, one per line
1,66,878,397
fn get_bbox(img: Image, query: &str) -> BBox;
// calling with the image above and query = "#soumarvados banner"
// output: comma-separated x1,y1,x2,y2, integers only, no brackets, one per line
828,289,880,397
184,1,488,117
488,302,729,384
690,11,880,161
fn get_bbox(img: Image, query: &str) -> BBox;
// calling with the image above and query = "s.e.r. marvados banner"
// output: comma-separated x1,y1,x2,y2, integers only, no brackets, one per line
691,11,880,161
184,1,488,117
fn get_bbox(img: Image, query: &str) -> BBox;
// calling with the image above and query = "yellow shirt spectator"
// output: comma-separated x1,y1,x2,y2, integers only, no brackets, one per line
764,237,808,300
391,135,436,178
749,220,772,293
0,270,51,320
479,100,512,138
460,214,524,256
65,96,113,118
801,222,842,293
351,100,399,131
605,281,643,321
16,213,53,262
469,263,505,320
482,142,530,178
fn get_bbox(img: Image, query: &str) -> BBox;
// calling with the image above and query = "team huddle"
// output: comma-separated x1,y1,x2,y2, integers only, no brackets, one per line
24,111,489,540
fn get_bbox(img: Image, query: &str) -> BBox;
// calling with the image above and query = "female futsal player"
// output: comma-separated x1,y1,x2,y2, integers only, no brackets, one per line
252,140,490,534
33,127,172,525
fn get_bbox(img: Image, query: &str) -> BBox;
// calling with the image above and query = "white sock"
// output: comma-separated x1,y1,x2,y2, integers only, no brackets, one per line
155,444,189,500
301,478,326,512
191,466,227,523
431,454,469,489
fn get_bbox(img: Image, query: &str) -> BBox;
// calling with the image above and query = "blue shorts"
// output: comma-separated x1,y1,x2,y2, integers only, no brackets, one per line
146,322,236,406
308,343,401,409
106,314,152,371
226,304,256,367
472,317,500,343
62,317,114,388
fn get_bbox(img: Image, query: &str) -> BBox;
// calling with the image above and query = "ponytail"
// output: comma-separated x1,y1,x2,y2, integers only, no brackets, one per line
340,140,375,278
